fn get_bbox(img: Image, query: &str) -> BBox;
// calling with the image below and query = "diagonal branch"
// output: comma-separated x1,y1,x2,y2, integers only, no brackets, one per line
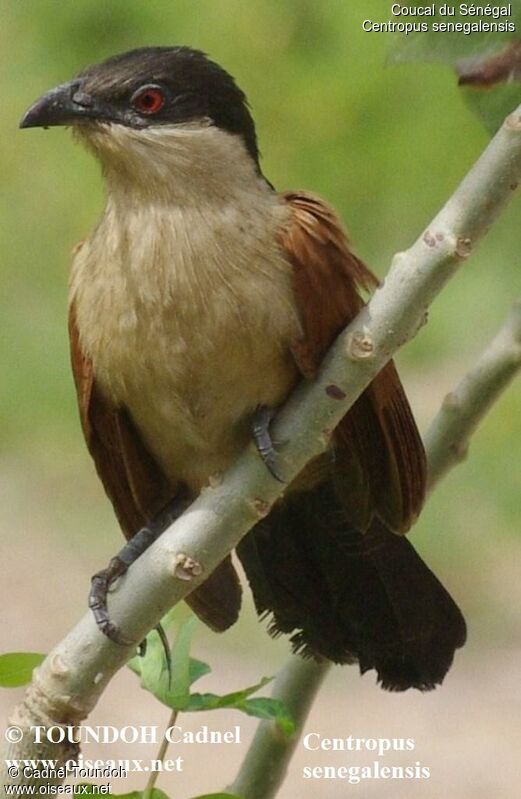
230,656,331,799
425,298,521,490
229,299,521,799
3,105,521,792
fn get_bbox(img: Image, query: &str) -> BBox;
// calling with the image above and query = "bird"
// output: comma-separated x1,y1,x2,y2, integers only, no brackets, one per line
20,46,466,691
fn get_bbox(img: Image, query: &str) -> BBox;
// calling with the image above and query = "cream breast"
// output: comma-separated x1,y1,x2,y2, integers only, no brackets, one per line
69,122,301,490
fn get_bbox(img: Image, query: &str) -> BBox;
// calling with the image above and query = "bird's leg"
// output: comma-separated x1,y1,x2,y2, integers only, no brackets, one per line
89,496,189,645
89,526,162,645
252,405,286,483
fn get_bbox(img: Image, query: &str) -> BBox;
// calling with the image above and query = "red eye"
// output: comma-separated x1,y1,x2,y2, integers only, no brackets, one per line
131,85,165,115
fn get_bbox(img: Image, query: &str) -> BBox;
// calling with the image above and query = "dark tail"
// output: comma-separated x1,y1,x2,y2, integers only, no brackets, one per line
236,481,466,691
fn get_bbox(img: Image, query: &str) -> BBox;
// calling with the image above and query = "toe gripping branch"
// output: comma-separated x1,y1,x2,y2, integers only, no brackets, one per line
89,526,162,646
252,405,286,483
89,497,189,646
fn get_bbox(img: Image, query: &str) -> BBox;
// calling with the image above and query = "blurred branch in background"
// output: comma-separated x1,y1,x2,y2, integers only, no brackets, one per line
230,656,330,799
426,298,521,490
2,98,521,797
230,295,521,799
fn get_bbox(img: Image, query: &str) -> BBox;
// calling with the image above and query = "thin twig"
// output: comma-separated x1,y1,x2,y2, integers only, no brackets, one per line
143,709,178,799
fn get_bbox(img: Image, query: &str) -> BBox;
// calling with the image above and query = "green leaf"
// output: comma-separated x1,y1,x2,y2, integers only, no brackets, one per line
169,615,198,707
0,652,45,687
128,617,210,711
126,618,294,735
185,676,273,711
239,697,295,737
184,676,295,736
128,629,167,694
189,657,212,685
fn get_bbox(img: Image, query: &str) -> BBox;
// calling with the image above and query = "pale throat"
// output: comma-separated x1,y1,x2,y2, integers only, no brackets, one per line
76,121,265,203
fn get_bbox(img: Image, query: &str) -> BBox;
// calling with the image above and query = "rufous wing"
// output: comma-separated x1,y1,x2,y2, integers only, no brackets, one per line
68,303,242,631
280,191,426,533
236,193,465,691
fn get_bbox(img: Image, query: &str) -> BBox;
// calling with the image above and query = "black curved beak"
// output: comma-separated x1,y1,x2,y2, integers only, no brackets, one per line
20,80,96,129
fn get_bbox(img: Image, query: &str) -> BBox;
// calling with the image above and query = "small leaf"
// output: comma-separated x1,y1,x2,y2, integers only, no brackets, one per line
183,677,295,736
129,630,167,696
185,676,273,712
0,653,45,687
189,657,212,686
239,698,295,737
126,619,294,736
167,615,198,709
128,617,208,711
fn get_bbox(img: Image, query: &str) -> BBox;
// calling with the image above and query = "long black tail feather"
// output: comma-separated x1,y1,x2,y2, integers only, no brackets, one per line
236,482,466,692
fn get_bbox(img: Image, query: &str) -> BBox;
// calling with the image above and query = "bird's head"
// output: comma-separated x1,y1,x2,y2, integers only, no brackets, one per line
20,47,262,190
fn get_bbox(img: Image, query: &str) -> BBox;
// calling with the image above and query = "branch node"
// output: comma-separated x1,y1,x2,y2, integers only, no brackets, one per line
442,391,461,412
50,654,70,678
319,428,333,446
423,230,437,248
249,498,272,518
419,309,429,330
455,236,473,259
207,472,223,488
452,441,469,463
346,329,375,360
505,111,521,131
171,553,204,581
391,250,407,267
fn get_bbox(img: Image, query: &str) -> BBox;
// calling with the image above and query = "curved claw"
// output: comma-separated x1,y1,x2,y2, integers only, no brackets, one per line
252,405,286,483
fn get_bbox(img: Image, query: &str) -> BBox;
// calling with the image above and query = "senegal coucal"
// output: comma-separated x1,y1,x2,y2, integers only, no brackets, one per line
21,46,466,691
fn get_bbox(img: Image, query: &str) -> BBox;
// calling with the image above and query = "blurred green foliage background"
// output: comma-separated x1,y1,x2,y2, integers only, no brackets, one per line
1,0,520,648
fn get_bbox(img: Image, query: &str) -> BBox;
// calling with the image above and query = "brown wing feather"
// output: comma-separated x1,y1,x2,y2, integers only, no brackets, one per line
280,191,426,533
68,303,241,631
239,194,463,690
